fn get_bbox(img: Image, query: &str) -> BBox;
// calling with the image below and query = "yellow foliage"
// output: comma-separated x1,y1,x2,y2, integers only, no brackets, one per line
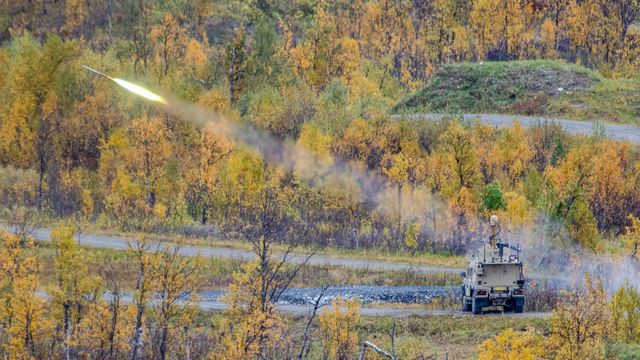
153,202,167,219
624,214,640,261
490,121,533,187
336,118,372,163
336,37,360,82
0,231,50,358
383,151,412,185
296,123,334,181
81,188,94,220
450,186,478,220
501,191,532,228
404,222,420,251
470,0,501,60
219,261,283,360
450,25,470,61
63,0,87,34
1,91,36,167
478,328,543,360
124,115,172,210
440,122,479,190
549,275,611,360
541,19,557,58
185,38,208,78
150,13,187,79
198,88,232,114
422,152,457,195
75,300,133,356
319,297,361,360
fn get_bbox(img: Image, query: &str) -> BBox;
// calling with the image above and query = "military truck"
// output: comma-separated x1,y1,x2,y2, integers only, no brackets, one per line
461,215,525,314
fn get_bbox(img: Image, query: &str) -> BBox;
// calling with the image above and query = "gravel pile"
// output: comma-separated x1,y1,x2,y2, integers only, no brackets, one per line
274,286,460,306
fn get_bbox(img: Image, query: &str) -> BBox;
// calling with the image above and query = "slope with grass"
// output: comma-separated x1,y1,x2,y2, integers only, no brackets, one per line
394,60,640,125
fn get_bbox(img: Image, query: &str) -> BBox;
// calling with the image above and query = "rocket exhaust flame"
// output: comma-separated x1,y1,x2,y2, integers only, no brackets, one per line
110,78,167,104
82,65,167,104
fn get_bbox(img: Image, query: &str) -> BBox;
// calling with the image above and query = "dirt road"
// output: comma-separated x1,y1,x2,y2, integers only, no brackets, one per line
393,113,640,143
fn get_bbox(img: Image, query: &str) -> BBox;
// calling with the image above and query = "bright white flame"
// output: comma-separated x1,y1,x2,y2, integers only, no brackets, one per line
113,78,167,104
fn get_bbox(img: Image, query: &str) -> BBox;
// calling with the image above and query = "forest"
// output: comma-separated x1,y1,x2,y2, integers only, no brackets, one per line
1,0,640,359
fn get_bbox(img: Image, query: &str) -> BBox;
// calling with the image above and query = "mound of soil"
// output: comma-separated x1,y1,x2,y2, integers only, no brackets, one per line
395,61,600,114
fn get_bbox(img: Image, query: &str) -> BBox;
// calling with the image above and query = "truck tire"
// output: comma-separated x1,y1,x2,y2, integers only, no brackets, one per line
462,297,471,312
472,298,482,315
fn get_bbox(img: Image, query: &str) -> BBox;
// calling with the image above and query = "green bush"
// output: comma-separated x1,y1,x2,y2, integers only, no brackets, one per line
483,182,506,211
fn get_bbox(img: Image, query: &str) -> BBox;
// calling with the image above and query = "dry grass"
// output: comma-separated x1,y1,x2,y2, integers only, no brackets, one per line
32,242,461,291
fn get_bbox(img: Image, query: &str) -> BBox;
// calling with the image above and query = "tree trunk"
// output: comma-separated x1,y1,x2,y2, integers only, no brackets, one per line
159,323,168,360
108,293,120,359
107,0,113,37
63,302,71,360
184,327,191,360
201,204,207,225
37,157,45,210
130,307,144,360
130,261,147,360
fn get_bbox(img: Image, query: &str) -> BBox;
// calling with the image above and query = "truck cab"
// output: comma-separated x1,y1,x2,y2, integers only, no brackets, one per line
461,215,525,314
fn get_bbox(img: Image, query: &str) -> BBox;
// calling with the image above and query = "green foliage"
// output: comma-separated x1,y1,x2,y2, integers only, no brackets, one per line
483,182,507,211
605,342,640,360
314,79,351,134
611,284,640,343
567,200,600,251
252,19,278,79
547,79,640,125
523,169,543,208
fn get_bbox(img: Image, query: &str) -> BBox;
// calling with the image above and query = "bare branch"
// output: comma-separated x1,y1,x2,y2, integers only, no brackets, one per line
272,251,314,303
297,285,329,360
359,341,395,360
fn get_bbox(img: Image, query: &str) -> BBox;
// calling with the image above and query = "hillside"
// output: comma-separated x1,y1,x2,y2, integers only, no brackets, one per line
3,1,640,359
395,60,640,124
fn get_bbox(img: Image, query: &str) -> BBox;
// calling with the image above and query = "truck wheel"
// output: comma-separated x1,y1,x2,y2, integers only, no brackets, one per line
472,298,482,315
462,297,471,312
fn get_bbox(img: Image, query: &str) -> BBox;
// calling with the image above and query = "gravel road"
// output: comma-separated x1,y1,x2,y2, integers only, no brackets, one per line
25,228,463,274
392,113,640,143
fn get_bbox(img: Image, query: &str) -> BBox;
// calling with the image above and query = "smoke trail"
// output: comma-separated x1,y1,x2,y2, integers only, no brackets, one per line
162,96,449,229
82,65,455,247
155,93,638,292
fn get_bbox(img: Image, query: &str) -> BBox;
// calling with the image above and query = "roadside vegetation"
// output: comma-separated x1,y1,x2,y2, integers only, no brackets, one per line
478,277,640,360
32,240,461,291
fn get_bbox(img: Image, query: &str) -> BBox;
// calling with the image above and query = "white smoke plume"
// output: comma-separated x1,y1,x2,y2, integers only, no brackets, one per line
156,94,638,293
